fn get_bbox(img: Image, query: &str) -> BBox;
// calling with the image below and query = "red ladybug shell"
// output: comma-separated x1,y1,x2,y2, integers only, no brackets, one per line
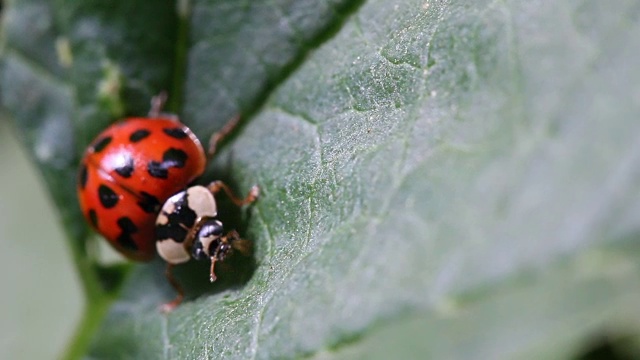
77,117,206,261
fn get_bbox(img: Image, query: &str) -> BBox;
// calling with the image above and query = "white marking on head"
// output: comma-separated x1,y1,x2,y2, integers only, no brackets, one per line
199,231,218,257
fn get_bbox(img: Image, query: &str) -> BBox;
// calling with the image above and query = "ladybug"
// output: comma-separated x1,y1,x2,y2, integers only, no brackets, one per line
77,94,258,311
155,182,256,311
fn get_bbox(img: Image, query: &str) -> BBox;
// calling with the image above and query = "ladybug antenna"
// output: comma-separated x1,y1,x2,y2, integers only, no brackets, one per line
230,238,252,256
224,229,252,255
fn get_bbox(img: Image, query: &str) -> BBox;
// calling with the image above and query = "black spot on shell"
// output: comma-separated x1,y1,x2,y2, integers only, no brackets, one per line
162,148,187,168
92,136,112,153
137,191,161,213
88,209,98,228
114,155,134,178
116,217,138,250
129,129,151,142
156,190,197,243
163,127,188,139
98,184,119,209
79,164,88,189
147,148,188,179
147,162,168,179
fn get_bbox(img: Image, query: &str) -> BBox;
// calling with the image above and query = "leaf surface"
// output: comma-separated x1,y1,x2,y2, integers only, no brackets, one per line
2,0,640,359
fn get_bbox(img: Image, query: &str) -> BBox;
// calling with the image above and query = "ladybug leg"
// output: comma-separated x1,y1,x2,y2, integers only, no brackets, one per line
148,91,168,117
207,181,259,207
207,115,241,158
160,263,185,313
209,257,218,282
207,231,227,282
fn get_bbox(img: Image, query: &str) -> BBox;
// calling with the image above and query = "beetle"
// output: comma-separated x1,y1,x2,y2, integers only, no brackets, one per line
77,93,258,311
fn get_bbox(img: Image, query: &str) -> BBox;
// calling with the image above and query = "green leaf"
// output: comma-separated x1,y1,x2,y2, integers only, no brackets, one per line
2,0,640,359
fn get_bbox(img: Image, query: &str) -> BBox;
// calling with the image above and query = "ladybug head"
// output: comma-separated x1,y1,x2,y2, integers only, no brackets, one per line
191,220,253,282
191,219,224,261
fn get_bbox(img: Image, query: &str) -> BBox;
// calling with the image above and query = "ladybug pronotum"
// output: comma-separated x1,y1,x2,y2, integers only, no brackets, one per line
77,94,258,311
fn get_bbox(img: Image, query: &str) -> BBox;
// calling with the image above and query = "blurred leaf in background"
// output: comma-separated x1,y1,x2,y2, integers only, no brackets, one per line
2,0,640,359
0,119,82,359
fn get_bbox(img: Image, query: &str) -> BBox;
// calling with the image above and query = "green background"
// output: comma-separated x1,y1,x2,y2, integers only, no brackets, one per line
0,120,81,359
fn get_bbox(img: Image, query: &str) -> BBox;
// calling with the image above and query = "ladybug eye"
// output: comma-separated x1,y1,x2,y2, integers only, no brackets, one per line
216,243,232,260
